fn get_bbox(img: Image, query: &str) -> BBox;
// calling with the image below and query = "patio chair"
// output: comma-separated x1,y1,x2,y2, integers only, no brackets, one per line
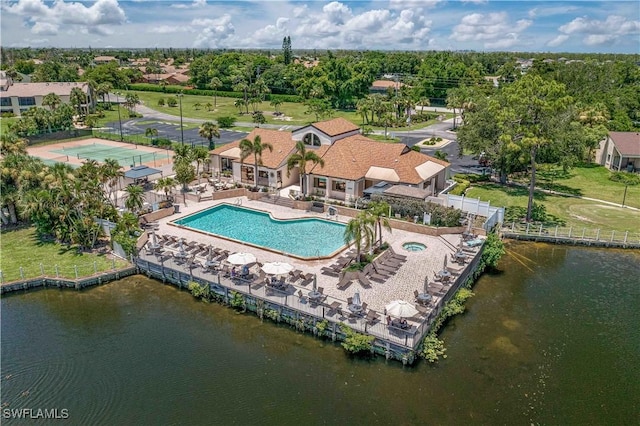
360,302,368,313
363,264,387,283
365,309,380,325
414,290,420,300
320,267,340,277
317,287,324,294
388,247,408,261
347,297,353,305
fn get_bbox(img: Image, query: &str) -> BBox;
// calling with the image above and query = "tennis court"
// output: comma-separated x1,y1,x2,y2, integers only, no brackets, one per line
27,138,174,169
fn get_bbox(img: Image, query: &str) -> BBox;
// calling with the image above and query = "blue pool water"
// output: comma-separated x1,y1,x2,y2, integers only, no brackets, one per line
173,204,347,258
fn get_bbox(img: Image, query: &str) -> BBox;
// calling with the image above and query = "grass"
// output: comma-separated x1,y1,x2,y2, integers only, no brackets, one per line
1,116,18,136
0,227,129,283
466,183,640,233
527,163,640,208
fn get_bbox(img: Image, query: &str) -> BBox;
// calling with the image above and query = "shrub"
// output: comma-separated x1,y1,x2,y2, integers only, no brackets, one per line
481,232,505,271
340,325,374,354
1,112,16,118
216,116,236,128
411,145,421,152
421,334,447,362
449,179,469,196
167,97,178,107
252,111,266,124
157,98,165,107
188,281,209,299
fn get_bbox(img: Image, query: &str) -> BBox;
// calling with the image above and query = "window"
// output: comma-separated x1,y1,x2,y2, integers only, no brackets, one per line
303,132,321,146
277,171,282,183
332,181,346,192
0,97,11,107
221,158,232,171
314,177,326,189
258,170,269,179
241,165,254,182
18,97,35,106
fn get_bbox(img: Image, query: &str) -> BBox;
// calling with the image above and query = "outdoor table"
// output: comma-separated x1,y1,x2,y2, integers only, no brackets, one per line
308,291,323,300
437,269,452,279
173,252,188,261
416,293,432,305
454,251,467,263
348,304,363,314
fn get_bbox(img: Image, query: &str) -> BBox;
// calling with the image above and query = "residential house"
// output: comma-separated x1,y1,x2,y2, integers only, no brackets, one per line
369,79,405,95
93,56,119,65
596,132,640,172
0,72,93,116
209,128,299,189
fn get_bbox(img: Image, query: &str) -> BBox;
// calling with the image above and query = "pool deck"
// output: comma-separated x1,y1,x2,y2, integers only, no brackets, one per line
152,196,476,315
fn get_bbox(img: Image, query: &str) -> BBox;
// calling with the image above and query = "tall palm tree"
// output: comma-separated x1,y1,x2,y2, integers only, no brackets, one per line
70,87,87,117
239,135,273,190
344,211,375,263
198,121,220,150
124,184,145,214
366,201,392,247
270,98,283,114
172,144,195,193
100,158,123,207
145,127,158,144
210,77,222,108
192,146,210,185
286,141,325,197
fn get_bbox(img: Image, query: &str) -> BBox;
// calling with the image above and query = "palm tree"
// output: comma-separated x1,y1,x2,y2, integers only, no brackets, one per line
145,127,158,144
172,144,195,194
270,98,283,114
154,177,176,201
234,98,247,114
210,77,222,108
344,211,375,263
286,141,325,197
42,93,62,111
194,102,202,111
100,158,123,207
204,102,213,112
124,184,145,214
70,87,87,117
239,135,273,190
198,121,220,150
192,146,210,185
366,201,392,247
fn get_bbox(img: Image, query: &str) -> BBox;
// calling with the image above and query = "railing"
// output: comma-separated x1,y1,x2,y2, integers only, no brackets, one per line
0,257,128,284
501,222,640,248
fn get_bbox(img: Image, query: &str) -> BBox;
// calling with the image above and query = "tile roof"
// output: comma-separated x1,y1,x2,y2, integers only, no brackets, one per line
311,117,360,137
371,80,404,89
309,135,449,183
0,82,88,98
610,132,640,157
211,128,296,169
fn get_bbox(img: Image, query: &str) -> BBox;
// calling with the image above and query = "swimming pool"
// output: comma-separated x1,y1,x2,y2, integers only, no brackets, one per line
173,204,347,258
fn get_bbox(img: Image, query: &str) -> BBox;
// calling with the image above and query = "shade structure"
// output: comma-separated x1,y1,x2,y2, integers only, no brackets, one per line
227,252,257,266
261,262,293,276
385,300,419,318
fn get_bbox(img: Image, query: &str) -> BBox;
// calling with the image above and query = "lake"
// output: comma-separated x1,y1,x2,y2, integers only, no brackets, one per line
2,243,639,424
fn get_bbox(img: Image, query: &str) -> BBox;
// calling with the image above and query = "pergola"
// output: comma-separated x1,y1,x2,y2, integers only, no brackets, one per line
124,165,163,184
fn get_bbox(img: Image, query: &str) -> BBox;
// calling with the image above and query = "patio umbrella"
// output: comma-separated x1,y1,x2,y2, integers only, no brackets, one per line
261,262,293,276
385,300,419,318
312,274,317,292
444,254,448,269
227,252,257,266
423,277,429,294
206,245,214,261
178,239,187,256
353,292,361,306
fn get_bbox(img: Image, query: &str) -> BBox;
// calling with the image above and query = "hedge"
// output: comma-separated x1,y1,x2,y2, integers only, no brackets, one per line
128,83,301,103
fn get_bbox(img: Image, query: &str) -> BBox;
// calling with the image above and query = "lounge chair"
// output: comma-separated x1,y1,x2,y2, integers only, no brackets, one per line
373,262,396,275
363,264,387,283
357,272,373,289
337,273,353,290
365,309,380,325
388,247,408,261
321,267,340,277
300,274,314,286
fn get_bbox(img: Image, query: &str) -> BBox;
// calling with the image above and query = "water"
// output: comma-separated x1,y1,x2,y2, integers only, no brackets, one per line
2,243,639,424
174,204,346,258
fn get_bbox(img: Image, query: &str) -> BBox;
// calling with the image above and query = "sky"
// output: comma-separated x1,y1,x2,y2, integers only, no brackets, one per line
1,0,639,53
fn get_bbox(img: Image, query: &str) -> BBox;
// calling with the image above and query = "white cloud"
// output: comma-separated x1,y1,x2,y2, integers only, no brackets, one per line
388,0,440,10
323,2,352,25
192,14,235,48
170,0,207,10
450,12,532,48
148,25,194,34
557,15,640,46
528,5,578,19
547,34,569,47
3,0,126,36
461,0,487,4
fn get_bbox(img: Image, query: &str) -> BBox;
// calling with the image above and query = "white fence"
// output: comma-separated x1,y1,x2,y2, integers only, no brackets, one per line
443,194,504,231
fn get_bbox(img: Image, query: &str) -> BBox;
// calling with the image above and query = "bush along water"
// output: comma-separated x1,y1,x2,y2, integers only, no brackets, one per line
419,232,505,363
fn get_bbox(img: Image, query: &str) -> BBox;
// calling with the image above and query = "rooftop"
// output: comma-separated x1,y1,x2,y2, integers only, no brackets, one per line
0,82,89,98
609,132,640,157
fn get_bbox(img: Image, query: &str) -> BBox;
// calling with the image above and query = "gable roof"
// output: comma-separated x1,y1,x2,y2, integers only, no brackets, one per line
210,128,296,169
309,135,448,183
310,117,360,137
609,132,640,157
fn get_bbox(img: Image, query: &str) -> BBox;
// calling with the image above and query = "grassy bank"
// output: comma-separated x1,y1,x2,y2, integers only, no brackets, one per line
0,227,129,283
466,183,640,233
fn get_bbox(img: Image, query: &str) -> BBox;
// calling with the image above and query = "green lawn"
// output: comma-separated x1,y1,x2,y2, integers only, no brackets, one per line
466,184,640,233
0,227,129,283
511,163,640,209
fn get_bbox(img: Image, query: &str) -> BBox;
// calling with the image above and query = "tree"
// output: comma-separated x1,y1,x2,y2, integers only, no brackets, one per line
304,98,333,122
239,135,273,190
42,93,62,111
366,201,391,247
269,98,283,114
192,146,210,185
174,160,196,203
154,177,176,201
125,93,139,113
282,36,292,65
0,133,28,156
343,211,375,263
498,74,573,221
101,158,123,207
286,141,325,197
70,87,87,117
198,121,221,150
209,77,222,108
145,127,158,144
